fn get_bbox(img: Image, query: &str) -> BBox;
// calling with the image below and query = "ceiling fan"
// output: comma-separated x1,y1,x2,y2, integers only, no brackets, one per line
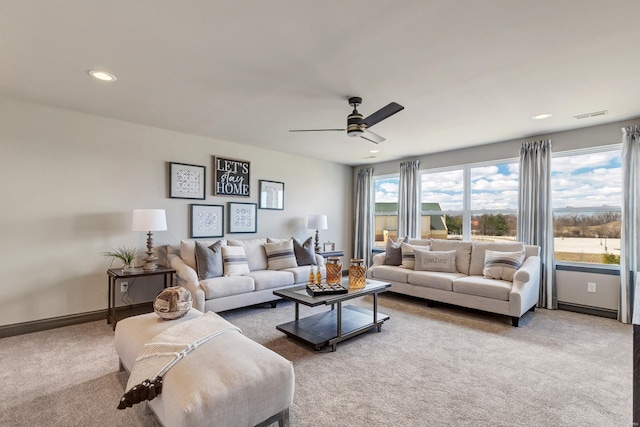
289,97,404,144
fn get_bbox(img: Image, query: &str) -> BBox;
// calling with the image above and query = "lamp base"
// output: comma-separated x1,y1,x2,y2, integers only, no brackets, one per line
314,229,320,253
143,231,159,271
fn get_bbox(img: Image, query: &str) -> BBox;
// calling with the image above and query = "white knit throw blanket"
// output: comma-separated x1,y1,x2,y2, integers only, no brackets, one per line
118,312,242,409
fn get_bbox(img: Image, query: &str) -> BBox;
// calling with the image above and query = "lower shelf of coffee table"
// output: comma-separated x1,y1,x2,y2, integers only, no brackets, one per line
276,305,389,351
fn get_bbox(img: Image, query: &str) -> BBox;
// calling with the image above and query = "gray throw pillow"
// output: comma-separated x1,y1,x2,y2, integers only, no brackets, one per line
293,237,316,266
383,236,407,265
194,240,224,280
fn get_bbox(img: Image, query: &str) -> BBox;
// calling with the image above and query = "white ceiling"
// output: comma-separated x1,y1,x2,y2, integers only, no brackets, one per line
2,1,640,166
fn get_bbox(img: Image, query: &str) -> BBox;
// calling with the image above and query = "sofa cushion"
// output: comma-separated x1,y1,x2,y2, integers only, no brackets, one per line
228,238,268,271
292,237,317,266
429,239,472,275
413,248,457,273
222,246,250,276
246,270,294,291
468,241,525,276
383,236,407,266
194,240,225,279
200,275,255,299
180,239,226,270
370,265,410,283
264,240,298,270
408,271,465,291
483,250,525,282
282,265,323,284
408,238,431,246
453,276,512,301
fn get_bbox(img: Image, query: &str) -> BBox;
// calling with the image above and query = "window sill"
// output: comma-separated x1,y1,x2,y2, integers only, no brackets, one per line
555,262,620,276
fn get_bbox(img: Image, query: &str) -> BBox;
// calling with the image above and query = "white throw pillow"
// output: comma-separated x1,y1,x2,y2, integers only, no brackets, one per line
483,250,525,281
264,240,298,270
221,246,250,276
413,247,457,273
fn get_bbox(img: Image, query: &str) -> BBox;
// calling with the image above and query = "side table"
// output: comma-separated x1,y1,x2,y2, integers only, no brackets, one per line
317,250,345,259
107,265,175,330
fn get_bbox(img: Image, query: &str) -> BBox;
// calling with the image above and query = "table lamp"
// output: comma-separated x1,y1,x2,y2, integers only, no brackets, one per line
307,214,328,253
132,209,167,271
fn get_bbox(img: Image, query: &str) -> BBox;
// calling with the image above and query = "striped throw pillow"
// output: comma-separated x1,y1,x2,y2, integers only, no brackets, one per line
221,246,250,276
483,250,525,282
264,240,298,270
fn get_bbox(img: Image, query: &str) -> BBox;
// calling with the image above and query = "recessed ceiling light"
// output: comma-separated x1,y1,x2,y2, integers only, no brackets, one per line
369,149,380,153
532,113,552,120
88,70,117,82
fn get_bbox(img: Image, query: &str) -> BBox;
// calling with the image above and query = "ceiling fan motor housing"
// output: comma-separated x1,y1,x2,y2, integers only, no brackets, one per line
347,96,364,137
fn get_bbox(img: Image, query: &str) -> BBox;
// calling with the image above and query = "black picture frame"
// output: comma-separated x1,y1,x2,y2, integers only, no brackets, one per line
259,180,284,210
190,204,224,238
213,156,250,197
169,162,206,200
228,202,257,233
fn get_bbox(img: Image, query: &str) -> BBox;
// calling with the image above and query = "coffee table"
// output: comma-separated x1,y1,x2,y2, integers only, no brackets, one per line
273,278,391,351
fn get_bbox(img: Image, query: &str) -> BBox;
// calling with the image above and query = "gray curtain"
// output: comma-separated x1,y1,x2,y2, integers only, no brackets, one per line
397,160,420,239
621,125,640,323
517,140,556,309
354,168,374,266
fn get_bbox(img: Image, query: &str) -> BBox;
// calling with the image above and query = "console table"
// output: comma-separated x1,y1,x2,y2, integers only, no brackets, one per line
106,265,175,330
318,249,344,258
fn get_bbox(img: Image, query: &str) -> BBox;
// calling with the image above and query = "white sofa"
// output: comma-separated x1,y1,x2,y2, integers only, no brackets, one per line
165,238,325,313
368,239,541,326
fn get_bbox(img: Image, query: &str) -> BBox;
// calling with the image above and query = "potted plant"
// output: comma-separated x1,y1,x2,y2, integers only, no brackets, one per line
102,246,138,272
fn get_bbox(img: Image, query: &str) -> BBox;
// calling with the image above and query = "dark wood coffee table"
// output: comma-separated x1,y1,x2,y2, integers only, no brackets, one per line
273,279,390,351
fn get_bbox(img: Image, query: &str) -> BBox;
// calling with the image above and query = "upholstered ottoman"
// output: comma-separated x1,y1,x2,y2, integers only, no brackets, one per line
114,309,294,427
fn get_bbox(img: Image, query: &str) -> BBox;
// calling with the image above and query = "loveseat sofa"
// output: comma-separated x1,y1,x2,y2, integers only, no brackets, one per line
367,238,541,326
164,237,325,313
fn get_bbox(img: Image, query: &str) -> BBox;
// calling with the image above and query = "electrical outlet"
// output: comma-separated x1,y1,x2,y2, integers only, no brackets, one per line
587,282,596,293
121,282,129,293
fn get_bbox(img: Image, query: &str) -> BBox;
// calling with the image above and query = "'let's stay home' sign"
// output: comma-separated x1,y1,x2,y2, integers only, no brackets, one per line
214,156,250,197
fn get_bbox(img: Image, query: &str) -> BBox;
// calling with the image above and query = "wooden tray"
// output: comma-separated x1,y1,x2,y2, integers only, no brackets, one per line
306,283,348,296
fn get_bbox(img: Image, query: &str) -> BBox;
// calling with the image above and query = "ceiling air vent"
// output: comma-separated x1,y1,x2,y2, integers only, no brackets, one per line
574,110,608,120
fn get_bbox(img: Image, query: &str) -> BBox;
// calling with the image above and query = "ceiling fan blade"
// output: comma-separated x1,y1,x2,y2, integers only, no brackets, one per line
361,102,404,128
361,129,385,144
289,129,345,132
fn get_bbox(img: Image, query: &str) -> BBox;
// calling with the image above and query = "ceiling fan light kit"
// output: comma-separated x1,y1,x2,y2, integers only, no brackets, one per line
290,96,404,144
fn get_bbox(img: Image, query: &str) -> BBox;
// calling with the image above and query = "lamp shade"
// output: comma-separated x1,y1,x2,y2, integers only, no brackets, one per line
132,209,167,232
307,214,328,230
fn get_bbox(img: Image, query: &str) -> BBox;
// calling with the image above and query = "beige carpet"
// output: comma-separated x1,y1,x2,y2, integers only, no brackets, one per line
0,293,632,426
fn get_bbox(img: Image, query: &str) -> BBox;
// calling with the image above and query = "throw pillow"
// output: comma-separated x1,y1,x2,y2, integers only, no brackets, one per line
483,250,525,282
153,286,192,320
194,240,225,280
221,246,250,276
383,236,407,266
400,243,427,269
264,240,298,270
292,236,316,266
413,248,457,273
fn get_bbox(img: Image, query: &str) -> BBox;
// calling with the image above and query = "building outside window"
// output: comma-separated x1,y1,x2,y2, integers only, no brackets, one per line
551,147,621,265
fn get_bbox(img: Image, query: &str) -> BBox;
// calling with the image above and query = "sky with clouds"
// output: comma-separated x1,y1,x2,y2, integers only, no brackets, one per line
374,149,621,211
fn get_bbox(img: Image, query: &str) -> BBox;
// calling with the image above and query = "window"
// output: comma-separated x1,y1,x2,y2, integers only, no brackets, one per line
420,168,464,240
551,147,621,265
469,162,519,242
374,175,399,247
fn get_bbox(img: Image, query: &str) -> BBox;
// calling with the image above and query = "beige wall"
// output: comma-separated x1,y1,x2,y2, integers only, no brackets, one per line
0,96,353,326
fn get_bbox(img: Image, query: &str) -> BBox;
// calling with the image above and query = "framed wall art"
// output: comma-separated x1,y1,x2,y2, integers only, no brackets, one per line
190,204,224,238
213,156,250,197
169,162,206,200
228,202,257,233
259,180,284,210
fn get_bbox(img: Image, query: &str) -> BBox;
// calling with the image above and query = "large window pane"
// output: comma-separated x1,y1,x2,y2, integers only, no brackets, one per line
470,162,518,241
551,149,621,264
374,176,399,247
420,169,463,239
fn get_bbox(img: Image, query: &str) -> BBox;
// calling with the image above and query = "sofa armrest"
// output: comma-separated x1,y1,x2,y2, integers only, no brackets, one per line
509,255,541,316
372,252,385,266
169,253,206,312
314,254,326,267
